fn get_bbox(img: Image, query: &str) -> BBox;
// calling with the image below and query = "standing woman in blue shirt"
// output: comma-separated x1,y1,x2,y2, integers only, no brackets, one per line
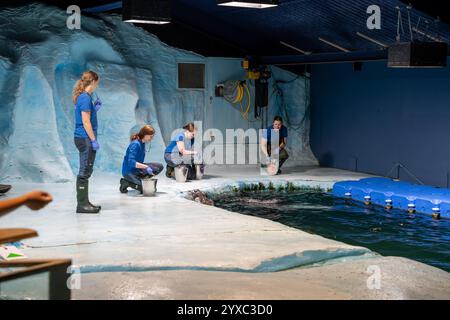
120,125,164,193
72,71,102,214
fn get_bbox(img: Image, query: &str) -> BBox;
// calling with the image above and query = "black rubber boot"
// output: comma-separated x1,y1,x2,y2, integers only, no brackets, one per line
85,181,101,211
0,184,12,194
76,179,101,214
120,178,129,194
165,165,174,178
187,165,196,180
88,195,101,211
89,201,101,211
120,178,142,194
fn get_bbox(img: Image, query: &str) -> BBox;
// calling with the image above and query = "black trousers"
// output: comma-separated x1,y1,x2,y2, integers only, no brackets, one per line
265,146,290,169
123,163,164,186
74,137,97,183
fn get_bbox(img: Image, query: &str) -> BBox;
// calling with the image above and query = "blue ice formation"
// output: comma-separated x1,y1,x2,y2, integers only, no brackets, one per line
0,3,317,183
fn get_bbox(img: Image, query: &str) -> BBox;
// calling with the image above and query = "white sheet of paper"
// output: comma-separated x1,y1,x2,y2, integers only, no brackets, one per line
0,245,26,260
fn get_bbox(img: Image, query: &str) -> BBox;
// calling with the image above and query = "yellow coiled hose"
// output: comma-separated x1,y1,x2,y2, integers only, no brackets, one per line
223,80,251,120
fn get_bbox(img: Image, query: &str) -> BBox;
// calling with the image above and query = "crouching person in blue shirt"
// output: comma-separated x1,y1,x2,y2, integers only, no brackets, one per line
164,122,203,180
120,125,164,194
260,116,289,175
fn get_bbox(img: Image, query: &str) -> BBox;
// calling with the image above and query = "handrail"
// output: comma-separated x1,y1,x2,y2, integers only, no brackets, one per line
0,259,72,300
0,228,38,244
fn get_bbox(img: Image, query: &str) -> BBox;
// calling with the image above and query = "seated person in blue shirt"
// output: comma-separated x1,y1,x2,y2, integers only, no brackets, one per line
164,122,201,179
120,125,164,194
260,116,289,174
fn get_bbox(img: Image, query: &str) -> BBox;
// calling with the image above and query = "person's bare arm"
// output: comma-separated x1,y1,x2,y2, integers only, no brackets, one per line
0,191,53,218
81,111,96,141
177,141,197,155
260,138,269,157
135,162,149,169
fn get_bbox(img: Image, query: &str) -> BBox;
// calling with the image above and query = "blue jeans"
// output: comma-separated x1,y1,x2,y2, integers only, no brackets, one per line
164,153,204,180
164,152,194,167
123,163,164,186
74,137,96,183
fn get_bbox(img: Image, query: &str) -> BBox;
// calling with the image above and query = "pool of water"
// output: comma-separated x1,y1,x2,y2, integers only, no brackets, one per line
211,190,450,272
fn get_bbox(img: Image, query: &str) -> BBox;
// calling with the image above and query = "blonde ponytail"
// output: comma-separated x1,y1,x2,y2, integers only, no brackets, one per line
72,70,99,104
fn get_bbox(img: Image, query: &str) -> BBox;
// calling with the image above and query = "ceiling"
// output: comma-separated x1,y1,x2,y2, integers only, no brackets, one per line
173,0,450,57
2,1,450,60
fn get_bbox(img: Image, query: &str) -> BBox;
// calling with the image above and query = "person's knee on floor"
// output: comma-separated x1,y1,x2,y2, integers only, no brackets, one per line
120,177,142,194
165,165,175,178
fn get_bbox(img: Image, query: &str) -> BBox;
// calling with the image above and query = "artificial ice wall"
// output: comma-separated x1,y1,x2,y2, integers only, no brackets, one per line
0,3,316,183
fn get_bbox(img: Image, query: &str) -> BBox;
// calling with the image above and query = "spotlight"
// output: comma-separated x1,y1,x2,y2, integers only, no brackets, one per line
217,0,278,9
123,0,172,24
123,19,170,25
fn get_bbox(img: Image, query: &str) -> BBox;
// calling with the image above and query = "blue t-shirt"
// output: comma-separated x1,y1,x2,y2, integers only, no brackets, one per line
122,139,146,176
263,125,288,146
165,132,193,154
74,92,98,138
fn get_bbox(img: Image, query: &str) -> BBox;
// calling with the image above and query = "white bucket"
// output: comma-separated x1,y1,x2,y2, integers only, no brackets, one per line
266,160,279,176
174,165,189,183
142,178,158,196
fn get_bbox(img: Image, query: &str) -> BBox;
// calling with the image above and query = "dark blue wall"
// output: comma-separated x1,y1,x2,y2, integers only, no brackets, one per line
310,59,450,188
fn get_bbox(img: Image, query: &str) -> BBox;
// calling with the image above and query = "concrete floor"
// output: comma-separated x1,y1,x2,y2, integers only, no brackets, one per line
1,165,450,299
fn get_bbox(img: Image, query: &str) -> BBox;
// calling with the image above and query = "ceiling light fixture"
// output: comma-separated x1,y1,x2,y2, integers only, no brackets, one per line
217,1,279,9
123,19,170,25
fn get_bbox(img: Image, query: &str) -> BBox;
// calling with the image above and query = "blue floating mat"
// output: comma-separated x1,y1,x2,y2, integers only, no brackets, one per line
332,177,450,218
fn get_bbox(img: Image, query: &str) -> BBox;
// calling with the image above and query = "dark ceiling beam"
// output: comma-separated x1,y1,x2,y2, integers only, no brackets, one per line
259,46,450,66
259,50,389,65
83,1,123,13
400,0,450,25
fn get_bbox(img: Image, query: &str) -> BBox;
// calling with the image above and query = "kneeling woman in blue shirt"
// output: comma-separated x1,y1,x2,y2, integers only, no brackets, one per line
164,122,199,179
120,125,164,194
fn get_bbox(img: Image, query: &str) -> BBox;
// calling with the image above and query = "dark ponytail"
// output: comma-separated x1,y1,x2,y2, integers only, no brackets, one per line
183,122,196,132
130,125,155,141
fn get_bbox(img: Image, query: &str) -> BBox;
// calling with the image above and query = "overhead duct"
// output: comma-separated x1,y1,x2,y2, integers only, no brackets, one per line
123,0,172,24
217,0,278,9
387,5,448,68
388,42,448,68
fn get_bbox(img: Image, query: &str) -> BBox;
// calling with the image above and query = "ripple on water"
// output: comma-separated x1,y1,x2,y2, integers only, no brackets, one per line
212,190,450,272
